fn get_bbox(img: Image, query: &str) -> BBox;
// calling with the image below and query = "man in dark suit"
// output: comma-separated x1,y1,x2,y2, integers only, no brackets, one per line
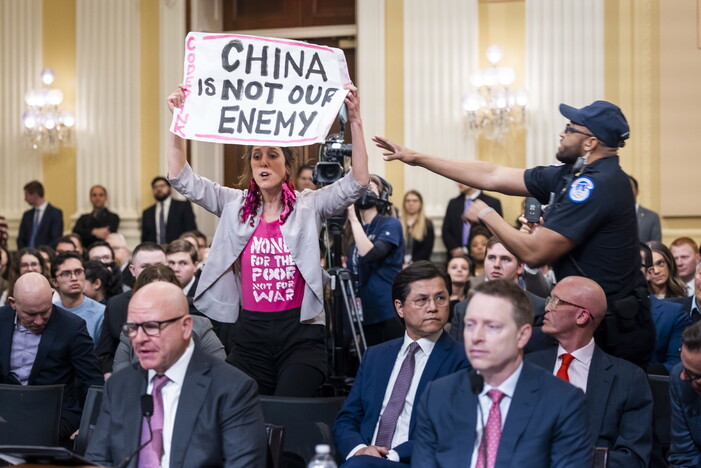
86,281,266,467
95,242,166,377
141,176,197,244
333,261,470,467
526,275,653,467
17,180,64,249
450,237,554,353
166,239,200,297
412,280,592,468
0,272,103,443
442,183,502,258
629,175,661,243
669,321,701,466
72,185,120,247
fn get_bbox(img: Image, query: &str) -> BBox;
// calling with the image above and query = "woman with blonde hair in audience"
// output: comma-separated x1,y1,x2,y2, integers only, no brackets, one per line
647,241,688,299
446,254,471,317
400,189,435,266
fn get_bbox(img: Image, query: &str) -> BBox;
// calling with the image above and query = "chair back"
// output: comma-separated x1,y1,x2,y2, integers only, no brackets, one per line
648,374,671,448
0,384,64,446
259,396,345,464
265,423,285,468
73,385,104,455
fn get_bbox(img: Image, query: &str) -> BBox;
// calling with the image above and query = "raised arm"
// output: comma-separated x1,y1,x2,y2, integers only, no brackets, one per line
373,136,529,196
166,85,188,178
346,87,370,188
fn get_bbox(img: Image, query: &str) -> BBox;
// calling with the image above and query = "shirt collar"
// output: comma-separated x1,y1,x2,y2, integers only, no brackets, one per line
401,329,442,357
557,338,595,365
483,361,523,400
147,338,195,387
182,276,196,294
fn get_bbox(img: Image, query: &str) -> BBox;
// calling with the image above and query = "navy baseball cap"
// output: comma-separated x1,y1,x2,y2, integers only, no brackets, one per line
559,100,630,148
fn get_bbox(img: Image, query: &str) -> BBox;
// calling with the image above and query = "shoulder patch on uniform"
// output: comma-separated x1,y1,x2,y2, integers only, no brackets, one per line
568,177,595,203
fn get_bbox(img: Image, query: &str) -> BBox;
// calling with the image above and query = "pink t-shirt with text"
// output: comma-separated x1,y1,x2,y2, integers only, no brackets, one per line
240,218,305,312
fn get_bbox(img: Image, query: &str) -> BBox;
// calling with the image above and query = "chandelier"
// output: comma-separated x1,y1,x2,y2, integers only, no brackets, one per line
462,45,528,141
22,68,75,153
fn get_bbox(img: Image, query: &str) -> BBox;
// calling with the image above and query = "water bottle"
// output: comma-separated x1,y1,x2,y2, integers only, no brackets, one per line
307,444,337,468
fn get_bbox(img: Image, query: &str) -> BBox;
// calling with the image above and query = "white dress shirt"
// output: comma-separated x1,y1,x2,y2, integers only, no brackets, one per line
33,201,48,226
146,338,194,468
470,362,524,468
347,330,442,461
552,338,595,393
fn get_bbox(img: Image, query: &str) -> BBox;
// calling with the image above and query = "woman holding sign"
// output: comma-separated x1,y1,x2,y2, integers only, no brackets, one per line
166,84,369,397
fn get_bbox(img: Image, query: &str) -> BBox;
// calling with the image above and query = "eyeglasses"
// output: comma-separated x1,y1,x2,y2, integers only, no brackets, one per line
545,295,586,310
682,367,701,382
564,124,595,138
409,294,449,308
122,315,185,338
56,269,85,280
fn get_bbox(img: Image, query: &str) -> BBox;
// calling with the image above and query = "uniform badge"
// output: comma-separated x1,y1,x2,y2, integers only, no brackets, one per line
568,177,595,203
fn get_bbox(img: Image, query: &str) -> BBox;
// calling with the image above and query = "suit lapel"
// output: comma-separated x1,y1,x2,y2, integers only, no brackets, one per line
585,347,613,443
169,348,212,466
410,332,449,433
29,306,59,383
453,372,478,461
495,363,540,466
126,369,149,458
0,310,15,380
367,340,403,425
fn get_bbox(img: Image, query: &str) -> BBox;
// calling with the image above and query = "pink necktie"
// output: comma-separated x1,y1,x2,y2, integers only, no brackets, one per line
476,389,505,468
138,374,169,468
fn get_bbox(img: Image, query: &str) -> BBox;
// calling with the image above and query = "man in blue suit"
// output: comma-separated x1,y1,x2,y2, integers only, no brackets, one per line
17,180,64,249
333,261,470,467
526,276,653,467
412,280,591,468
669,321,701,466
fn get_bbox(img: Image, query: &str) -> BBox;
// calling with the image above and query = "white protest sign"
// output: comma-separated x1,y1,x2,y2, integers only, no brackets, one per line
170,32,351,146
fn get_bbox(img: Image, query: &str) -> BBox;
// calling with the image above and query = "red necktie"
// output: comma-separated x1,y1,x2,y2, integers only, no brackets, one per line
556,353,575,382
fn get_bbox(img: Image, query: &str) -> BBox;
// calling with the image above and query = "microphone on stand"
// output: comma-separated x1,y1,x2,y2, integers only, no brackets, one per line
468,369,488,468
115,395,154,468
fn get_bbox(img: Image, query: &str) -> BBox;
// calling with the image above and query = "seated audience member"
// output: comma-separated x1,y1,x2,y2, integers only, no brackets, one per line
412,280,591,467
67,233,85,256
441,183,502,259
0,272,102,444
87,240,115,264
670,237,700,296
333,261,470,467
54,235,78,255
166,239,200,296
450,236,553,353
106,232,134,290
647,241,689,299
401,190,435,265
669,321,701,466
467,226,489,278
112,264,224,373
0,244,10,305
83,260,122,305
51,252,105,344
179,229,209,264
37,245,55,273
446,254,471,316
6,248,51,302
95,242,166,377
640,243,689,373
72,184,120,247
669,260,701,325
526,276,653,467
85,282,266,467
629,175,661,243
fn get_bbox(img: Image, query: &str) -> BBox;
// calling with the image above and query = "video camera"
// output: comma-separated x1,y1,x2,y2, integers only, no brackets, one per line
313,104,351,186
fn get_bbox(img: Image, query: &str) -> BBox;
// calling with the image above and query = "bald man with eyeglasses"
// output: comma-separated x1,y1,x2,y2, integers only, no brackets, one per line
526,276,653,467
86,281,266,468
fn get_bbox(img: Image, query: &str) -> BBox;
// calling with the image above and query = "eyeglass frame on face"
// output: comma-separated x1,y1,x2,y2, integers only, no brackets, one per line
545,295,587,310
408,294,449,308
55,268,85,280
682,366,701,383
122,315,185,338
564,123,595,138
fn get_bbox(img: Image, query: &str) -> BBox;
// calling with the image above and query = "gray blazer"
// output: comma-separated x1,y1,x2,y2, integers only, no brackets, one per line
169,163,365,325
112,315,225,373
637,205,661,243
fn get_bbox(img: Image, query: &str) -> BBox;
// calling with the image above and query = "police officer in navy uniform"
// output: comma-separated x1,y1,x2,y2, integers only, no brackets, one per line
374,100,655,367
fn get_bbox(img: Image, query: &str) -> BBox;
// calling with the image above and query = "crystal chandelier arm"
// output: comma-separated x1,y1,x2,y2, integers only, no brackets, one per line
471,205,576,267
373,136,530,196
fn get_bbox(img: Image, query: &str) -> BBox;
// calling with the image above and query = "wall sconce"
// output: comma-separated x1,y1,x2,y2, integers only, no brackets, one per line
22,68,75,153
462,45,527,141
